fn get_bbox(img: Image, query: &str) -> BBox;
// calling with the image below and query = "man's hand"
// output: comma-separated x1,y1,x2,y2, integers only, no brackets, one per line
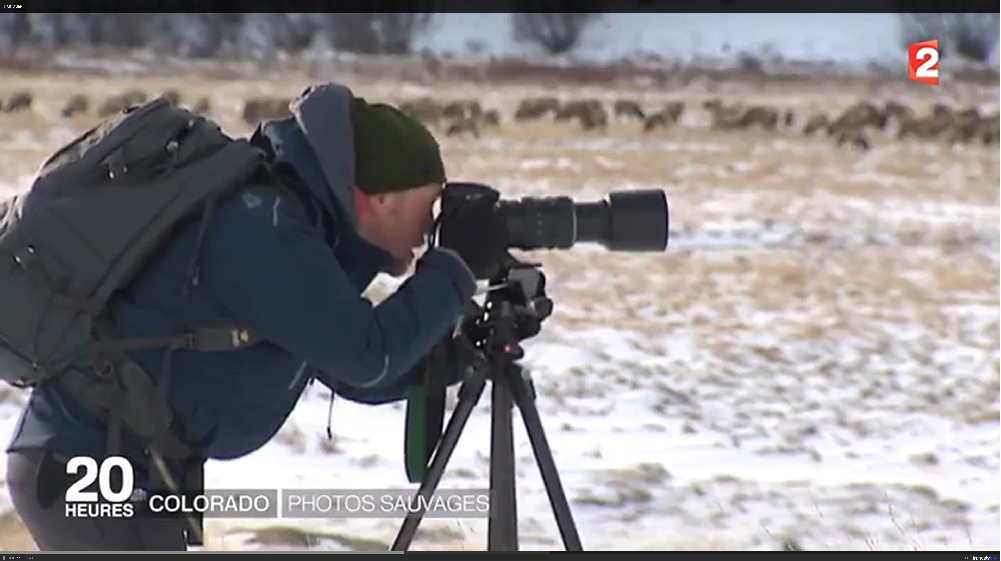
437,190,508,280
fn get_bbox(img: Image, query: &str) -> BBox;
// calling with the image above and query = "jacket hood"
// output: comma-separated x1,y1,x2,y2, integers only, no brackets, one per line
248,83,395,281
250,82,360,228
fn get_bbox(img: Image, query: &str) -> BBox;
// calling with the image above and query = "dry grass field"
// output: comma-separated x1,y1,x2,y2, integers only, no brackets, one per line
0,54,997,551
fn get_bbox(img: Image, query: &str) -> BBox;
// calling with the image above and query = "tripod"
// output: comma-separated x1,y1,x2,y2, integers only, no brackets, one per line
391,263,584,551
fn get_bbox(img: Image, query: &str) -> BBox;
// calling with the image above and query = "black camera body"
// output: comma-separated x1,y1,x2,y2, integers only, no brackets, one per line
440,181,670,253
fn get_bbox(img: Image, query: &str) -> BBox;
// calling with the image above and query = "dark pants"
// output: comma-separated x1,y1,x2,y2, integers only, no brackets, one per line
6,448,188,551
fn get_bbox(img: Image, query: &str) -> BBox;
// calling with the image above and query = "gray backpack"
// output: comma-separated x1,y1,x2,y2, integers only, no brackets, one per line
0,96,266,468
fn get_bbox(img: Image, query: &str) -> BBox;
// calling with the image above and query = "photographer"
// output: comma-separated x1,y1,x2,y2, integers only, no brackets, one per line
4,82,508,551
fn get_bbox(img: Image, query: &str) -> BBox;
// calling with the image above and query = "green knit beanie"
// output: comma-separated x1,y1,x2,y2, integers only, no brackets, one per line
351,97,447,194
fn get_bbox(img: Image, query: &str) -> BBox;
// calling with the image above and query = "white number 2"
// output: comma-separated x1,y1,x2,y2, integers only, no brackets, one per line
65,456,135,503
914,46,939,78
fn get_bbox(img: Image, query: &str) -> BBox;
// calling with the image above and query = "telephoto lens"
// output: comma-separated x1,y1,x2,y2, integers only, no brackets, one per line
498,189,669,251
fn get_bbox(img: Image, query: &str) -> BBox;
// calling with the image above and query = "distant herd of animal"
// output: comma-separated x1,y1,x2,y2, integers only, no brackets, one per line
1,87,997,152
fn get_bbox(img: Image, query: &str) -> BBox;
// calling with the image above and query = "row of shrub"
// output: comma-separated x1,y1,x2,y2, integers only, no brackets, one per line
0,12,996,62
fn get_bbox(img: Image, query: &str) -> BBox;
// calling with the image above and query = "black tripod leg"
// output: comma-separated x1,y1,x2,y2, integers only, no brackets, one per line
507,370,584,551
489,374,518,551
391,372,488,551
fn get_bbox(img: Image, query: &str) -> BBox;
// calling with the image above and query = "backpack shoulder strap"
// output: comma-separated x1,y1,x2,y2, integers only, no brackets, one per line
264,161,327,235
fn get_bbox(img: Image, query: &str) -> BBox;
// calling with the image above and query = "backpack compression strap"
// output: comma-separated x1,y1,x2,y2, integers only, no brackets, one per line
85,318,259,547
94,326,258,354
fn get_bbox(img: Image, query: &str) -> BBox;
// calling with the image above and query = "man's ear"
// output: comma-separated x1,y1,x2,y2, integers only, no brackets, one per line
355,189,394,217
353,186,371,218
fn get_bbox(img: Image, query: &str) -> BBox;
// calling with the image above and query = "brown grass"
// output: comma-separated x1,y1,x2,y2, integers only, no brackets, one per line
0,510,258,552
1,64,997,207
0,510,37,551
0,514,399,552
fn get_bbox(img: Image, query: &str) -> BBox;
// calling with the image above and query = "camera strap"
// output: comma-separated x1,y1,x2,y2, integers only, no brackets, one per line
403,341,448,483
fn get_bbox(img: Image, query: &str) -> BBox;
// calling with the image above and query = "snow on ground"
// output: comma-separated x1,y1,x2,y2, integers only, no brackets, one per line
0,55,998,551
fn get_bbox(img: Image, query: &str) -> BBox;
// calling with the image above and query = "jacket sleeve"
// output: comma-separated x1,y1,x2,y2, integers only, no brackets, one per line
199,185,477,393
330,335,468,404
327,364,424,404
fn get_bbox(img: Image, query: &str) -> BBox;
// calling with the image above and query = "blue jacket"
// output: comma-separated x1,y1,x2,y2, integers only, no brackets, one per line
5,83,476,464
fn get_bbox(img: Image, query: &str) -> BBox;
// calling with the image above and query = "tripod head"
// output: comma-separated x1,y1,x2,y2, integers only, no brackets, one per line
461,254,554,365
403,253,553,483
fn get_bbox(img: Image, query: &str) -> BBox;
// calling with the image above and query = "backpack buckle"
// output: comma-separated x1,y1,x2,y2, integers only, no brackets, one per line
183,328,254,352
93,357,115,379
235,328,251,346
107,164,127,181
12,245,36,269
182,332,199,350
105,149,128,180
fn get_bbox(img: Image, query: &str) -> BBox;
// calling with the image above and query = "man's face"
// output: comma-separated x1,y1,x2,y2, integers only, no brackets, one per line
357,183,443,277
